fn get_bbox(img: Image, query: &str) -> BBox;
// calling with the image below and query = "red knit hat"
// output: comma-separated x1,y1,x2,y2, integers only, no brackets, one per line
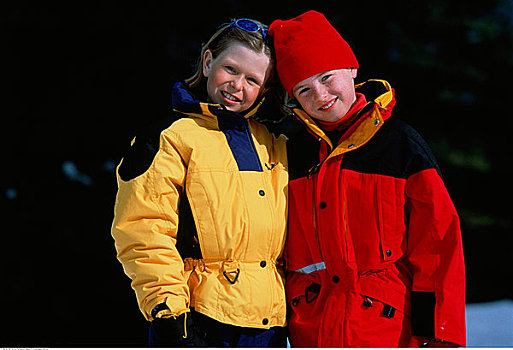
269,10,359,95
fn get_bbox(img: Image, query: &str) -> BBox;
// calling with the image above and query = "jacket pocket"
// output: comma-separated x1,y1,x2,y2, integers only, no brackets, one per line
359,267,411,317
377,176,407,262
357,294,412,347
286,271,322,307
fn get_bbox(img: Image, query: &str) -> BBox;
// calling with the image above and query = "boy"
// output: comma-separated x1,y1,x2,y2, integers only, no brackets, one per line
269,10,466,347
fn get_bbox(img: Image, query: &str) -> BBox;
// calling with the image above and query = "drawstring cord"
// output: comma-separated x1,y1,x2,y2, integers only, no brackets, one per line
182,312,187,339
160,309,189,339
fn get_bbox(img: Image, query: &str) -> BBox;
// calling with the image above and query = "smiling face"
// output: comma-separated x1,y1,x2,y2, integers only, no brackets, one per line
293,68,358,123
202,43,271,114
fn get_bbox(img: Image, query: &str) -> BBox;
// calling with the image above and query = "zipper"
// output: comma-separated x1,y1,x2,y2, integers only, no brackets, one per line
312,174,325,264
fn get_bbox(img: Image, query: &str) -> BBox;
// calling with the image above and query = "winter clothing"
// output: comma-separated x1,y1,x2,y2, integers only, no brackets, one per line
148,310,207,347
111,82,288,335
161,309,289,347
269,10,359,95
282,79,466,347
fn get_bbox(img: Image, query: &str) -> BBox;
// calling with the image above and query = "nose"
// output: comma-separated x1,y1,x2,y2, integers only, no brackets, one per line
311,82,327,104
230,75,243,90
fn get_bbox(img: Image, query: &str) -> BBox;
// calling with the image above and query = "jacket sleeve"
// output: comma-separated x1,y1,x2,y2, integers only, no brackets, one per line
405,167,466,346
111,128,189,320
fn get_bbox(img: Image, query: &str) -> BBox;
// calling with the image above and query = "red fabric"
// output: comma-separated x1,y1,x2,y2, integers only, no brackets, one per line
287,166,466,347
269,10,359,95
284,95,466,347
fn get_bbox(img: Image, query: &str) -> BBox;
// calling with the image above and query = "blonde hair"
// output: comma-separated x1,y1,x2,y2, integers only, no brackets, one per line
185,19,274,88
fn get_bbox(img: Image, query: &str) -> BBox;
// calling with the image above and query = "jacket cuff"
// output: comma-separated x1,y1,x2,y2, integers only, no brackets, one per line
146,297,189,321
411,291,436,338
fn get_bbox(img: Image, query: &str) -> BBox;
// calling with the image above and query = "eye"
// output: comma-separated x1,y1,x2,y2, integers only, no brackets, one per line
297,87,310,96
224,65,236,74
321,74,332,82
247,77,260,86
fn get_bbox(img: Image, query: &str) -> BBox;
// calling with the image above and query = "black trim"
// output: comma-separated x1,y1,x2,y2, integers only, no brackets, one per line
118,115,178,182
411,291,436,338
176,192,202,259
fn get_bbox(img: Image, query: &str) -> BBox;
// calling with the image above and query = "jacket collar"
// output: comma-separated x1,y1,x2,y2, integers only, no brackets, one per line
171,82,264,123
291,79,396,160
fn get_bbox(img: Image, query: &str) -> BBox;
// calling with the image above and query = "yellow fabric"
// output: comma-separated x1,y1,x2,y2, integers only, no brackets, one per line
111,110,288,328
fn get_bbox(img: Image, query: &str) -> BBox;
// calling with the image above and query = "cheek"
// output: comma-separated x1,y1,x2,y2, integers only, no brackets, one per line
206,71,225,96
244,86,260,104
297,96,315,114
209,69,228,86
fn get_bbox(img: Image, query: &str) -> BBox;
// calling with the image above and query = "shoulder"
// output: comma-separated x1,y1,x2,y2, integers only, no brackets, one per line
384,119,429,148
343,118,441,179
379,119,441,178
118,112,186,182
250,119,288,145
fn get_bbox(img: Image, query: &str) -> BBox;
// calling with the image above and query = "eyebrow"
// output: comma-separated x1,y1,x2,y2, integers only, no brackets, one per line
292,71,327,95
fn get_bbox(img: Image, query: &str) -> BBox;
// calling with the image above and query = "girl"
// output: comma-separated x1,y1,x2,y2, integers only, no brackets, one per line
270,11,465,347
111,18,288,347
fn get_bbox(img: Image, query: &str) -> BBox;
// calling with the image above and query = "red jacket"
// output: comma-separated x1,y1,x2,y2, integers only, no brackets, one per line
283,80,466,347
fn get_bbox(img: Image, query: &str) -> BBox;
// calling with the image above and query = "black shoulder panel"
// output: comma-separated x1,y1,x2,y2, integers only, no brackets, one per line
343,119,442,179
118,115,180,182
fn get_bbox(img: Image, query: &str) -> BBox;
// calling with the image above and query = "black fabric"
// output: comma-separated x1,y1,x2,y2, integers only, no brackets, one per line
282,116,442,181
355,79,389,99
281,116,323,181
118,115,178,182
411,291,436,338
176,193,202,259
342,118,442,179
190,310,288,347
149,312,208,347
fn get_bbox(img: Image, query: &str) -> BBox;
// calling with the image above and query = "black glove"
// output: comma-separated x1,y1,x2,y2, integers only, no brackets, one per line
150,311,207,347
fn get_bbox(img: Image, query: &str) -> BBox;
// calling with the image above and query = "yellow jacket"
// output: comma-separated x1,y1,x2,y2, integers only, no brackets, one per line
111,82,288,328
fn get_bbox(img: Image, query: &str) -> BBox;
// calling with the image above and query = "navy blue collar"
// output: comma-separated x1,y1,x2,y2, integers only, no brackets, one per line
171,82,264,122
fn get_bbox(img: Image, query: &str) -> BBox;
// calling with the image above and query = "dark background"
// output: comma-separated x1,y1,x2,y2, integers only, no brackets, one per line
2,0,512,346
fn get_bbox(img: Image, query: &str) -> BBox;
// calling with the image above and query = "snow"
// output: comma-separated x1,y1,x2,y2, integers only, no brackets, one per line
466,299,513,347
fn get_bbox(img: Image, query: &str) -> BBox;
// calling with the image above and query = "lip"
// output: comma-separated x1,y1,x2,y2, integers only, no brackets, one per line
318,97,338,111
221,90,242,105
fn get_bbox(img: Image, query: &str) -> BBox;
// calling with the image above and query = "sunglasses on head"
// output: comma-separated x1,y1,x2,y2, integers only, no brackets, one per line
228,18,268,38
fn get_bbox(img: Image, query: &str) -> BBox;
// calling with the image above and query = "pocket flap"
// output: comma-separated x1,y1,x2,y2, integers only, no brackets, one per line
285,271,321,303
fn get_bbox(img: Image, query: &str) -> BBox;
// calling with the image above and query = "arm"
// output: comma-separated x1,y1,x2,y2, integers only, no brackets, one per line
111,128,189,321
405,168,466,347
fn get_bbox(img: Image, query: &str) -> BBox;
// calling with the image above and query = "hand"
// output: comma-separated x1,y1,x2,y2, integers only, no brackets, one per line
150,311,207,347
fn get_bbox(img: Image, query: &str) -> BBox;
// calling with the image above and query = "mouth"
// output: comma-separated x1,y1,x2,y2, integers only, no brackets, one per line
318,97,337,111
221,91,242,104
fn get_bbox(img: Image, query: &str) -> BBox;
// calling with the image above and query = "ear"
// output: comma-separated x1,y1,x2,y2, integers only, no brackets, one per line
202,49,213,78
351,68,358,79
